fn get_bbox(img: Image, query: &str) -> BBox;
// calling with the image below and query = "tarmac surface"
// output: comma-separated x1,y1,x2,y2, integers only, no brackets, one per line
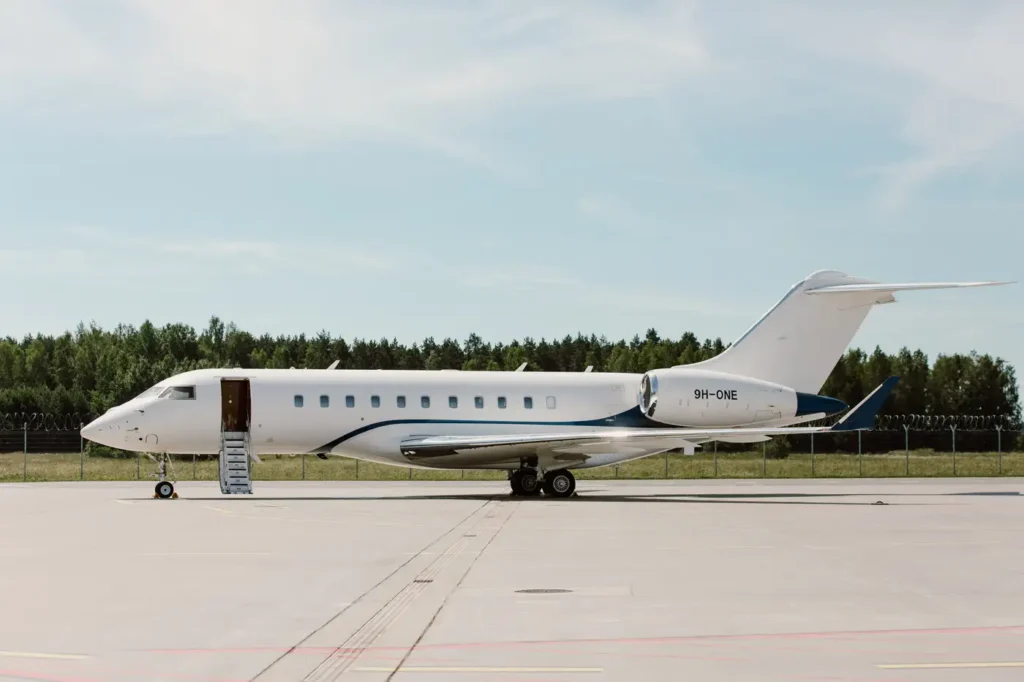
1,478,1023,681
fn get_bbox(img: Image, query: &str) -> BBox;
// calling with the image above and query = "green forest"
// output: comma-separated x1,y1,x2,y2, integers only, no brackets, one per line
0,317,1020,424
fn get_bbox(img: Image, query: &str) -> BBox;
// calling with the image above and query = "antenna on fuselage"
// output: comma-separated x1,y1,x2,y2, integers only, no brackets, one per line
515,362,527,372
326,360,340,370
584,365,593,372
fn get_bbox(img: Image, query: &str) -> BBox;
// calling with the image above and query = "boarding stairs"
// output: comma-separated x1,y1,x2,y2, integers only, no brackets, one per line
219,431,253,494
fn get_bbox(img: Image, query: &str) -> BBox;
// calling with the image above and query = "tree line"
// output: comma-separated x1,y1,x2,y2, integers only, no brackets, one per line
0,317,1019,425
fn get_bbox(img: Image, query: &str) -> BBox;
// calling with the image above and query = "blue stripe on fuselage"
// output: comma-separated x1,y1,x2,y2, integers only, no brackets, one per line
311,406,664,453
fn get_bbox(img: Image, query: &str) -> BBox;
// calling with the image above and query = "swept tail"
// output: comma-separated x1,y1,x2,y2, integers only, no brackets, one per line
689,270,1011,394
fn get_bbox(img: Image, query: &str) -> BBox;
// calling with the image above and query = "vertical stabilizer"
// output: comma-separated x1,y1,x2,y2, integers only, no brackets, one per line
687,270,1010,394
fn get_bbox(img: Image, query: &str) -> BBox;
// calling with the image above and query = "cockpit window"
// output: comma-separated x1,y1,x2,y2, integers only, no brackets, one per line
159,386,196,400
135,385,164,400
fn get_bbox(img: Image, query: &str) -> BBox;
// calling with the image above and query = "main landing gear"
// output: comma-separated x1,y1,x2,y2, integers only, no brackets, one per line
509,468,576,498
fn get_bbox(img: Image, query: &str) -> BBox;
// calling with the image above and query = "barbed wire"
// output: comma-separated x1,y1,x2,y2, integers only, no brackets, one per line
875,414,1022,430
0,413,92,431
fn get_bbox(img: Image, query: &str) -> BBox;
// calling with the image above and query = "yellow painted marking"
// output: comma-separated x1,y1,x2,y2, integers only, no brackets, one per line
0,651,89,660
354,667,603,673
879,662,1024,670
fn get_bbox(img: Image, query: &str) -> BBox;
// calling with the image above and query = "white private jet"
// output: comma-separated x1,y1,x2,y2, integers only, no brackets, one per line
81,270,1011,499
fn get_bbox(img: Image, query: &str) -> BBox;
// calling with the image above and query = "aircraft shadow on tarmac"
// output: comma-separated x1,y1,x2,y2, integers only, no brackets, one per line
136,489,1018,506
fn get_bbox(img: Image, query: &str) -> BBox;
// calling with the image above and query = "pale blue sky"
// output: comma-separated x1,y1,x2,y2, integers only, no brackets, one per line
1,1,1021,384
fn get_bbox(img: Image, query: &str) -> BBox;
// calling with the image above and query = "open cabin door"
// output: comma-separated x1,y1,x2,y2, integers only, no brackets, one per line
220,378,251,433
219,378,253,494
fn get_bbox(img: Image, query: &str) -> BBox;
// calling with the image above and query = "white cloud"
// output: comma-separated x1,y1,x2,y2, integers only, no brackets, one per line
0,0,709,171
3,1,1021,202
734,2,1024,207
56,225,396,275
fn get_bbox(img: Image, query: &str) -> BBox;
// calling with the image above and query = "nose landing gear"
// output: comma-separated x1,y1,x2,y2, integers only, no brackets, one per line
155,480,176,499
149,453,178,499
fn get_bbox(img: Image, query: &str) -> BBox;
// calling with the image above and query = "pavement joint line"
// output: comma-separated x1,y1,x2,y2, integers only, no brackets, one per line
302,500,507,681
248,498,502,681
382,501,518,679
878,661,1024,669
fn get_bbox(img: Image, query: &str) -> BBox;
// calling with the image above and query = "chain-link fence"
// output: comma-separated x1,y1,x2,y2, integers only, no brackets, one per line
1,413,1022,482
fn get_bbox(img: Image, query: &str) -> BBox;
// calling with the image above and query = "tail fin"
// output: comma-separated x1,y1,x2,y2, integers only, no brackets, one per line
689,270,1012,394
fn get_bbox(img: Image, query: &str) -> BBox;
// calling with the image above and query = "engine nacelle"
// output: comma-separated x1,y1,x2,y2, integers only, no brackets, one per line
637,367,845,428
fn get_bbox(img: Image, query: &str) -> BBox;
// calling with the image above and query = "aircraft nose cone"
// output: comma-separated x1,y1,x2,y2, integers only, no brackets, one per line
796,392,848,417
80,419,98,441
81,413,123,449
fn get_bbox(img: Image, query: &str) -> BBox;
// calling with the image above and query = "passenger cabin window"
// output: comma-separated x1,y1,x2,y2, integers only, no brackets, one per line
421,396,430,408
449,396,458,408
371,395,380,408
294,395,304,408
160,386,196,400
546,396,556,409
474,396,484,409
345,395,355,408
320,395,329,408
524,396,533,409
498,396,507,409
397,396,406,408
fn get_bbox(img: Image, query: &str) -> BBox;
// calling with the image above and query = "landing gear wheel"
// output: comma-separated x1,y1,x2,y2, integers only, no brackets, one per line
509,469,541,496
518,469,541,496
545,470,576,498
155,481,175,499
509,470,523,496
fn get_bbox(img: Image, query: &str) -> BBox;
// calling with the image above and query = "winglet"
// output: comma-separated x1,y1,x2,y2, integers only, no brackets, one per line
831,376,900,431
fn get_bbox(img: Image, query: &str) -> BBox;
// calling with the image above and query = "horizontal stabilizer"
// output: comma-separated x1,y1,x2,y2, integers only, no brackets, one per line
831,377,900,431
806,281,1013,295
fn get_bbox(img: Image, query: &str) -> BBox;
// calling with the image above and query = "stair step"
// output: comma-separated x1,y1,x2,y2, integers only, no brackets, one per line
220,430,252,495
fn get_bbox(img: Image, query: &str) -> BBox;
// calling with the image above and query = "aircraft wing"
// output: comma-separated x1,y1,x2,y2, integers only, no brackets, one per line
400,377,898,464
402,425,814,462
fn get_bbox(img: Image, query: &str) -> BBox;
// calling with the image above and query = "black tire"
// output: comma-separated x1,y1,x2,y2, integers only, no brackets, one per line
518,469,541,496
155,481,174,499
509,469,525,496
547,470,575,498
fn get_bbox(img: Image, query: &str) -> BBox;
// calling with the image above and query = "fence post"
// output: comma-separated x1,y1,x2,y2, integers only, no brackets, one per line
408,467,413,480
858,430,862,477
810,433,815,477
762,441,766,477
904,424,910,476
996,425,1002,475
713,441,718,477
302,453,306,480
80,422,84,481
136,453,140,480
951,425,957,476
614,465,619,479
23,422,28,482
664,451,669,478
356,459,359,480
193,453,197,480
